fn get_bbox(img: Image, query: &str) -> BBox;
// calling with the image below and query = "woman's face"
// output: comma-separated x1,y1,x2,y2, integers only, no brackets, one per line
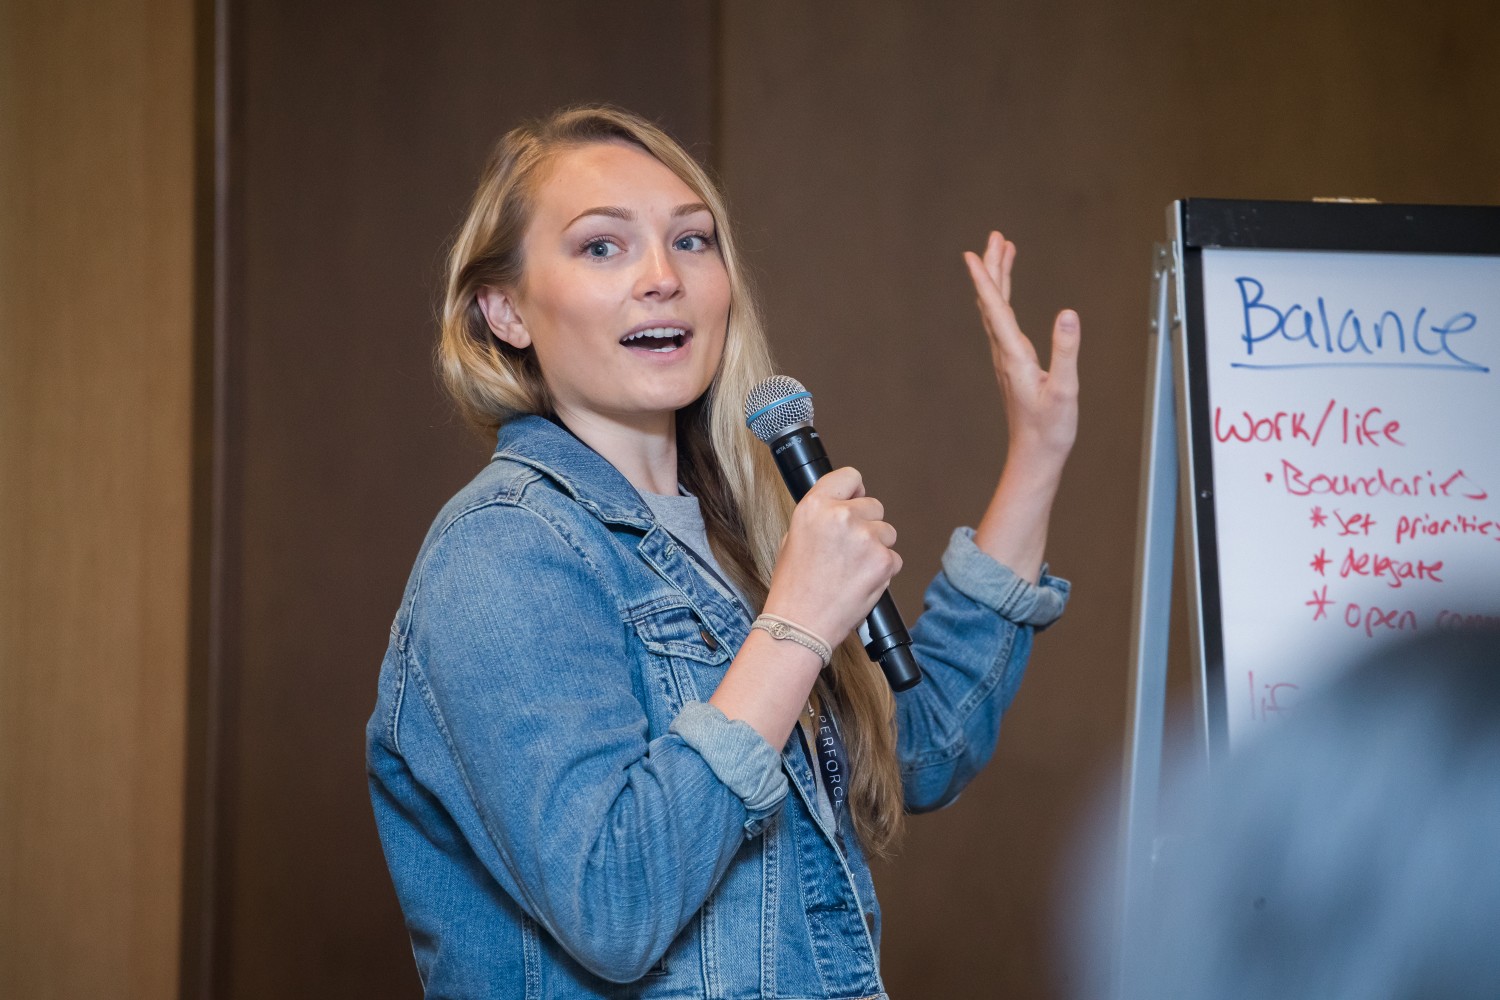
493,141,730,433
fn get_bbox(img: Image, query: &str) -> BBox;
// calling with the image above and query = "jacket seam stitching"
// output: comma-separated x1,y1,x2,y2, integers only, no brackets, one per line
403,472,622,645
391,469,541,643
407,653,563,948
400,488,627,962
387,643,409,753
900,626,1019,773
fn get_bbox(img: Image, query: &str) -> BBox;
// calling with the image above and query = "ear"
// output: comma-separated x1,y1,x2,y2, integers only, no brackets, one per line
476,286,532,350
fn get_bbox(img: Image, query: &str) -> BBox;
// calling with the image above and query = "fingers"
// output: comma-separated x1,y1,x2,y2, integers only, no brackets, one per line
848,495,885,524
774,468,902,639
1001,237,1014,303
981,230,1013,303
814,465,864,501
808,470,891,536
1050,308,1083,387
962,250,998,317
967,233,1083,389
963,252,999,343
964,250,1034,368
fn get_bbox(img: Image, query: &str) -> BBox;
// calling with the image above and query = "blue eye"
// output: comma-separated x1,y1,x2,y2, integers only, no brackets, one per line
582,238,621,259
674,233,714,252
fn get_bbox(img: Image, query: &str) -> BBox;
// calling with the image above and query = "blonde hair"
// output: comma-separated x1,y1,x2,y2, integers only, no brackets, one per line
438,105,904,854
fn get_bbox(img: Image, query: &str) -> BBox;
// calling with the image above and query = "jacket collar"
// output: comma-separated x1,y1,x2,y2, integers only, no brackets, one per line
492,414,656,531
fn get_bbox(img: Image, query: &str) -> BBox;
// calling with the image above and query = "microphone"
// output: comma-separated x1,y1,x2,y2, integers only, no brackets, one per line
744,376,922,692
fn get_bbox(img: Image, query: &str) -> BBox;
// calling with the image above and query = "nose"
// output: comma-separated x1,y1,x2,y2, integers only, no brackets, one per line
634,244,682,301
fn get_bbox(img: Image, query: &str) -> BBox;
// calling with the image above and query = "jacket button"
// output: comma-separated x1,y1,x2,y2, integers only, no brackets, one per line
700,629,719,651
864,912,875,933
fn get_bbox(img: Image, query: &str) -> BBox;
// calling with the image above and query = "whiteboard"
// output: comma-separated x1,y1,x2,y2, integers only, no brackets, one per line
1191,246,1500,748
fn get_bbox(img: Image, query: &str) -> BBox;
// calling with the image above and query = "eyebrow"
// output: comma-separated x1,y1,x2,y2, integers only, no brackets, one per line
564,202,712,228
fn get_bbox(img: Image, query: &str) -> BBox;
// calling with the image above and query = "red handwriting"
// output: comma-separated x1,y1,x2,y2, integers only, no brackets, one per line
1340,407,1403,447
1337,547,1445,588
1306,585,1333,620
1332,510,1377,536
1343,601,1418,638
1280,462,1489,500
1248,670,1299,722
1213,400,1403,447
1394,512,1500,545
1215,399,1336,445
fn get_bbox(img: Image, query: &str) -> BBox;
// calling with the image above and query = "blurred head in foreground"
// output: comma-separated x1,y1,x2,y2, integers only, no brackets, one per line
1101,626,1500,1000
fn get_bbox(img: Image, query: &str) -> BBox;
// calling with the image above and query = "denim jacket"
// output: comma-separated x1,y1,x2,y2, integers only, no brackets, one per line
367,415,1068,999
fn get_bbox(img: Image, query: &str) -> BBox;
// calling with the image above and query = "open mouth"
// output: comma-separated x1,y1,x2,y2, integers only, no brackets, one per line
620,327,691,353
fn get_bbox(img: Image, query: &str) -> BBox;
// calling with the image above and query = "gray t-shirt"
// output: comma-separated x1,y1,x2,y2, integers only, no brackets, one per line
639,489,747,609
642,488,842,833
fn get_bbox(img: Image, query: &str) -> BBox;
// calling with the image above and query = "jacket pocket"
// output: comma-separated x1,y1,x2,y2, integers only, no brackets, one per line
627,596,731,704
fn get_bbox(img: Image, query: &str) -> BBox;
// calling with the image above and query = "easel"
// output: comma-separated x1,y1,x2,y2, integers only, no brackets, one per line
1113,214,1195,997
1113,197,1500,998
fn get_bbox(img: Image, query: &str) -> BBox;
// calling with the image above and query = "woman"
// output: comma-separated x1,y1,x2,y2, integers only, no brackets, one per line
367,105,1078,998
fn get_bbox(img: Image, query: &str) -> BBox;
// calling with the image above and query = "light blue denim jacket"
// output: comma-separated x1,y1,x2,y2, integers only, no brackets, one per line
367,415,1068,999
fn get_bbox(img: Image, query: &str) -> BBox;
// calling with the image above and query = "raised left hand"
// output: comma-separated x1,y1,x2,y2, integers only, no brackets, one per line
963,231,1080,477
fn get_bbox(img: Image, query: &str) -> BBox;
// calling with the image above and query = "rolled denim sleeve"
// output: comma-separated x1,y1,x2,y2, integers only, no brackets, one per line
670,701,787,827
941,526,1070,627
897,527,1070,812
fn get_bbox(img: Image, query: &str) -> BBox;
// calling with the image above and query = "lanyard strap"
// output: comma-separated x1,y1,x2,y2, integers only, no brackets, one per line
799,699,849,833
661,525,851,832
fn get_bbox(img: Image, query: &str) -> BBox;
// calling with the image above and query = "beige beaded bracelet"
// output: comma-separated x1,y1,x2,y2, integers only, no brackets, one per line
750,613,834,668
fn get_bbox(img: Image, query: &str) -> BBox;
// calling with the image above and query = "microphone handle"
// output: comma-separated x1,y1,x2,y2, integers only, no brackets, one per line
769,426,922,691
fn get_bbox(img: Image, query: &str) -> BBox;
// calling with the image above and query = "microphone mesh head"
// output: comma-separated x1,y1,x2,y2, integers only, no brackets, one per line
744,375,815,443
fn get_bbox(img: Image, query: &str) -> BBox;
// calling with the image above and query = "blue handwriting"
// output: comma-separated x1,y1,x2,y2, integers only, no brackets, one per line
1233,276,1488,373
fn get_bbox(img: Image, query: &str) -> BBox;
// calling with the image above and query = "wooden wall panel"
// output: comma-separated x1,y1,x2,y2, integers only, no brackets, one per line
192,1,1500,995
205,3,716,996
0,0,197,997
718,2,1500,996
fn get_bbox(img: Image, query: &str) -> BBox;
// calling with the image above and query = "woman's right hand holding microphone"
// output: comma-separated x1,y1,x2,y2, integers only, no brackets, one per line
762,466,901,647
710,466,899,748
